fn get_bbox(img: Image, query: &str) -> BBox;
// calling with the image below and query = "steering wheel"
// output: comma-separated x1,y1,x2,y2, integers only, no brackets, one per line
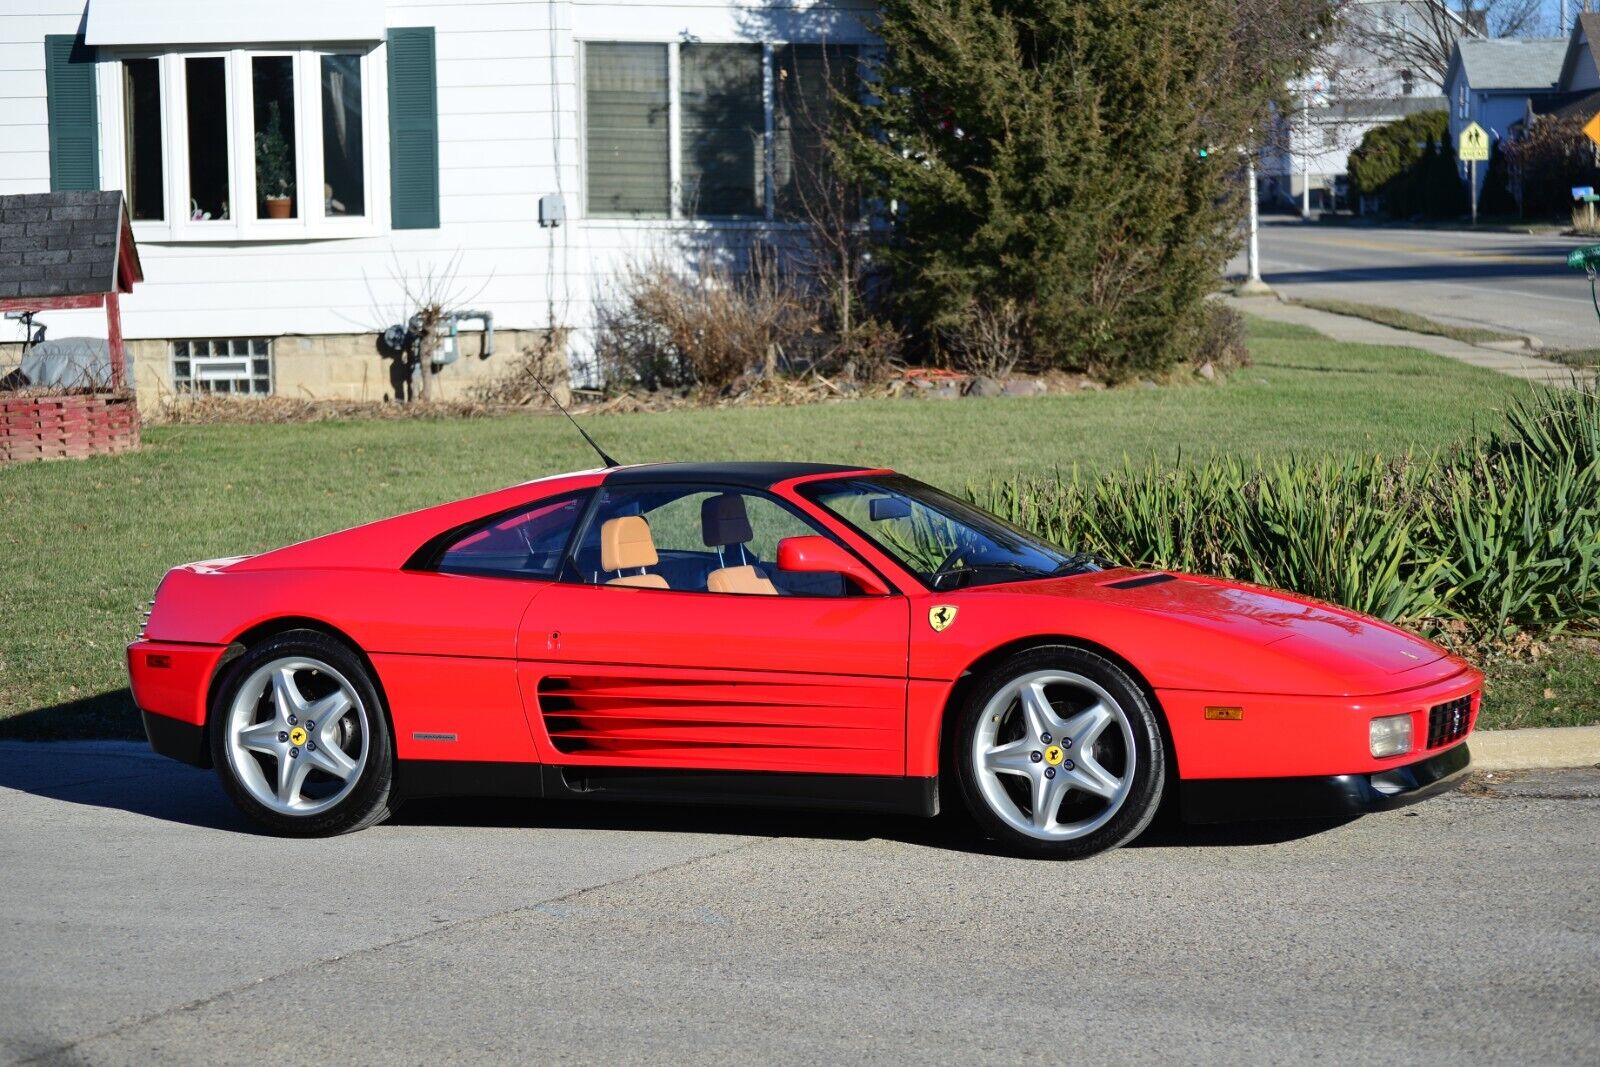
933,547,967,575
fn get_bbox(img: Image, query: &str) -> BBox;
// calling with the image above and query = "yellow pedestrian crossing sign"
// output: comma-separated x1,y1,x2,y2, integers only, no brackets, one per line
1458,122,1489,162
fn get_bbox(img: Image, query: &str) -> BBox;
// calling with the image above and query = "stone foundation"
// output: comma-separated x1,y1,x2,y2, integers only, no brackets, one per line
1,329,557,413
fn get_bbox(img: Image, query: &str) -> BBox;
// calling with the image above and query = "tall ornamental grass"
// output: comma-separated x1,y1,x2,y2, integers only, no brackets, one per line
970,385,1600,639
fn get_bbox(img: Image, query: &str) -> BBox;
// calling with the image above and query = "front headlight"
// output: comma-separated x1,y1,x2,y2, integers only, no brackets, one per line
1369,713,1414,758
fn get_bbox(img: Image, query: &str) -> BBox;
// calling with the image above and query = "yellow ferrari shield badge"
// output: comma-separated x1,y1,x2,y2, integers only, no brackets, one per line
928,605,958,632
288,726,308,747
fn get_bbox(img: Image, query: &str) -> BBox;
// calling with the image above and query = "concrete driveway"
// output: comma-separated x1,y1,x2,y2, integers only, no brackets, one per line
1,741,1597,1065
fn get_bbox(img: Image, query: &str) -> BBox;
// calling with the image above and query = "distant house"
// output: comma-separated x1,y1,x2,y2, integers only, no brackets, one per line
1442,37,1567,200
1520,14,1600,140
0,1,875,404
1259,0,1453,212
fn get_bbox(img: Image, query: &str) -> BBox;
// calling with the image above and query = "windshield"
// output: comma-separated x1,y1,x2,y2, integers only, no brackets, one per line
799,474,1100,590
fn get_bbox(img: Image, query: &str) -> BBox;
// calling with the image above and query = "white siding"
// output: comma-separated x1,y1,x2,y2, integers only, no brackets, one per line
0,0,873,353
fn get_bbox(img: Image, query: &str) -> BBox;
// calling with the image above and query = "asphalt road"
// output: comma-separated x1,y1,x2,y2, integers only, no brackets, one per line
2,741,1597,1065
1232,220,1600,351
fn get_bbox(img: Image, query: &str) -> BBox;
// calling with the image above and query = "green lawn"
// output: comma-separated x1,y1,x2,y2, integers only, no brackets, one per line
1288,298,1524,345
0,317,1578,738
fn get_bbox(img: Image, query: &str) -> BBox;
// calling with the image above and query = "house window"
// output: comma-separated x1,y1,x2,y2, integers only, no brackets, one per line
774,44,857,219
680,44,764,217
582,40,861,222
121,58,163,221
320,54,365,217
584,43,671,218
185,56,231,220
171,338,273,395
251,56,297,219
117,48,377,237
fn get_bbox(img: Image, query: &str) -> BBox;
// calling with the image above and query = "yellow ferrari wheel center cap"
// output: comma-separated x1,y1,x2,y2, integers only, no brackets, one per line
1043,745,1064,767
289,726,308,747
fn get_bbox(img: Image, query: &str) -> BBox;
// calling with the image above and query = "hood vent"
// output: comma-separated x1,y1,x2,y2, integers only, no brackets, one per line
1104,573,1178,590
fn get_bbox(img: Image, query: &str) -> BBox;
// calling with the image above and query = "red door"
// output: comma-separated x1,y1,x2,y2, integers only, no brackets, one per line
517,583,910,775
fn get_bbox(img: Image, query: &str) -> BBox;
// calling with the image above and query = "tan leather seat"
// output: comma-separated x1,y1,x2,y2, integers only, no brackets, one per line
707,564,778,595
600,516,669,589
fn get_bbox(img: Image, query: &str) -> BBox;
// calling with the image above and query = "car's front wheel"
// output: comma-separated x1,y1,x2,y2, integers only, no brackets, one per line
209,630,394,836
954,645,1166,858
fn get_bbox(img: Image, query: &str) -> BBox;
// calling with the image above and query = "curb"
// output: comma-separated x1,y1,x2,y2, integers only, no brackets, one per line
1471,725,1600,772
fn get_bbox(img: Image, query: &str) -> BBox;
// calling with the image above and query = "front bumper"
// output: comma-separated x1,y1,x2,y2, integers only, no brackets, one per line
1179,742,1472,824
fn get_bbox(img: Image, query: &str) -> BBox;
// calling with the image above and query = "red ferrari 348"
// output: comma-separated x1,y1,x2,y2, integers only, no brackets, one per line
130,462,1479,857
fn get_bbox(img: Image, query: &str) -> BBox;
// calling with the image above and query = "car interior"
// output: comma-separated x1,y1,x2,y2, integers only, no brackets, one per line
575,488,848,596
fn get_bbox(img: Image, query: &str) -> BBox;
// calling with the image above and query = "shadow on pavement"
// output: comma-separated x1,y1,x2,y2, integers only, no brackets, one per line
0,741,1354,853
0,688,144,741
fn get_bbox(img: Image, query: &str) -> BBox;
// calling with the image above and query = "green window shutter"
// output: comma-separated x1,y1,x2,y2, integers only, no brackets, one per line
44,34,99,192
387,27,439,229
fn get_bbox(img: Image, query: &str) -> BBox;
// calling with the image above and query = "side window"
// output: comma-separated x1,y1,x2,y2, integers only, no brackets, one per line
569,485,847,596
436,494,587,579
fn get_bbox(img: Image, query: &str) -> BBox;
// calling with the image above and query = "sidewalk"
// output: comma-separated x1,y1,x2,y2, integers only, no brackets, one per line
1221,293,1595,388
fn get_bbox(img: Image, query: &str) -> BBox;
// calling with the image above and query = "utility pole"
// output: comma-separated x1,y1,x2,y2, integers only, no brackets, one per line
1239,143,1274,296
1301,93,1312,219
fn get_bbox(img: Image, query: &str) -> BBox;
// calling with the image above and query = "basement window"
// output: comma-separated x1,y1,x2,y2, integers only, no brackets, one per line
171,338,274,395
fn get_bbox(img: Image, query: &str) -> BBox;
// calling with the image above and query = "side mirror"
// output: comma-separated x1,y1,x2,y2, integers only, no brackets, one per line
776,536,892,596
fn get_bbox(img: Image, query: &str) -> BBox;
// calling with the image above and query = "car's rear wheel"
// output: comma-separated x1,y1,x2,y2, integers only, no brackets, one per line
209,630,394,836
954,645,1165,859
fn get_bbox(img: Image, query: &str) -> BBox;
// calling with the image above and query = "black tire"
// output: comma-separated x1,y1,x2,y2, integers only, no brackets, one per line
953,645,1165,859
208,630,395,836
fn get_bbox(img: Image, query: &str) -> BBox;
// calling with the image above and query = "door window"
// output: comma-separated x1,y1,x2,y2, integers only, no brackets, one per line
567,485,848,596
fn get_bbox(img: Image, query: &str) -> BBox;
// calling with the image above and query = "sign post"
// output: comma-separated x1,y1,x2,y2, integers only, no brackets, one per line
1458,122,1489,226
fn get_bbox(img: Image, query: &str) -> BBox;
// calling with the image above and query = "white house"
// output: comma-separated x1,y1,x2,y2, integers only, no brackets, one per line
0,0,875,403
1259,0,1453,212
1442,36,1566,201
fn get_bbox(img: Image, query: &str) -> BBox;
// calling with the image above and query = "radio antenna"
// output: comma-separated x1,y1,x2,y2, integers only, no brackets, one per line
532,371,620,468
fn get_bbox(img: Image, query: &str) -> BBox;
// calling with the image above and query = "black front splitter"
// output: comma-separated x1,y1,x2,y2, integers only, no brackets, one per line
1179,742,1472,824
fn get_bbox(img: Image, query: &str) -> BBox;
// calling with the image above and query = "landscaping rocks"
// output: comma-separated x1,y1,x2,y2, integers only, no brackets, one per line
1001,378,1047,397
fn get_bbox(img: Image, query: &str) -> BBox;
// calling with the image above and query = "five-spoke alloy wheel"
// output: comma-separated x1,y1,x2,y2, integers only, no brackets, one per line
955,646,1165,858
209,630,394,836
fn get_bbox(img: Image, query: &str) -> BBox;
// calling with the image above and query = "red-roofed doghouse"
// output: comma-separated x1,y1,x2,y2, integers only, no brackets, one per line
0,190,143,462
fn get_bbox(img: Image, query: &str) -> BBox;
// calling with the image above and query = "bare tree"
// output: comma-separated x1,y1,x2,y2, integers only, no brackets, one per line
778,43,903,380
364,251,489,402
1345,0,1545,87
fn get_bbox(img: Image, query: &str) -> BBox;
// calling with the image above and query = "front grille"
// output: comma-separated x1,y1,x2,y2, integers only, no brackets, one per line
1427,695,1474,749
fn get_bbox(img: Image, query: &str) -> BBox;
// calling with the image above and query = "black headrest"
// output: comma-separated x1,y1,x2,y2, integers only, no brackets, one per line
701,493,753,547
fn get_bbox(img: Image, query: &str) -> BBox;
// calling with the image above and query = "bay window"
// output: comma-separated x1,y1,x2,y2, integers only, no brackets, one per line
184,56,230,220
583,41,859,222
113,46,379,238
320,54,366,218
121,57,163,220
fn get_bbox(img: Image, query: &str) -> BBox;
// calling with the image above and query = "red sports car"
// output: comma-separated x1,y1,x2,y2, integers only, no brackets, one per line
129,462,1479,857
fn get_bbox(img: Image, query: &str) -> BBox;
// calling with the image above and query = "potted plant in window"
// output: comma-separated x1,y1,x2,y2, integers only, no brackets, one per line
255,101,294,219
